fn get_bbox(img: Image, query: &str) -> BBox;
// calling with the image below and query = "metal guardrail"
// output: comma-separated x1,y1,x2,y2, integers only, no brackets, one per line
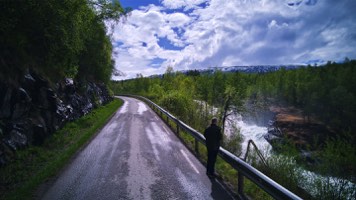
243,140,268,167
119,95,302,200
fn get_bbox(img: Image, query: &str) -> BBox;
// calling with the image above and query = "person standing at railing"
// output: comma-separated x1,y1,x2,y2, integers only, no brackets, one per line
204,117,222,178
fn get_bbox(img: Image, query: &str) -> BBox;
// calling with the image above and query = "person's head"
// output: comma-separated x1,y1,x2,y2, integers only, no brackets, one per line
211,117,218,125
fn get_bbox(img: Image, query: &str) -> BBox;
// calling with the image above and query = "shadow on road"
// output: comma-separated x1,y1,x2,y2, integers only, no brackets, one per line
210,178,235,200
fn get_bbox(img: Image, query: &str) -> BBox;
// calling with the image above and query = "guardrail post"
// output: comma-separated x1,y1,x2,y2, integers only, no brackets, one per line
176,119,180,137
238,172,245,198
195,138,200,157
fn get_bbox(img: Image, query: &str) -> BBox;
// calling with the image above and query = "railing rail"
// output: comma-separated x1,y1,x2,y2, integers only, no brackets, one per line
244,139,268,167
119,95,302,200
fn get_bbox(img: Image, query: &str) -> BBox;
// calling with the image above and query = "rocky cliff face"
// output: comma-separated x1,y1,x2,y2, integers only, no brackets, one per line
0,70,112,166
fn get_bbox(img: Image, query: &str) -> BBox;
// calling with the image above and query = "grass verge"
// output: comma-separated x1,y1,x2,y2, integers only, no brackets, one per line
0,98,123,200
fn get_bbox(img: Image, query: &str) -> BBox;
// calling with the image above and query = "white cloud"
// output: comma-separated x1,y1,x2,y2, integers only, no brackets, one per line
166,12,191,27
161,0,208,10
111,0,356,79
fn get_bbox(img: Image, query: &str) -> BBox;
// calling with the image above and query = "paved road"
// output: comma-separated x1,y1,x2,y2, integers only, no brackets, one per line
39,97,234,200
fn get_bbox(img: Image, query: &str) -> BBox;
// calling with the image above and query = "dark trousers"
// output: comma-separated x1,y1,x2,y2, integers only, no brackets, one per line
207,149,219,175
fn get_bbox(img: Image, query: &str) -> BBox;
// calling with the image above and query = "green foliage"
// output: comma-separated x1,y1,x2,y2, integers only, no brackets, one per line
322,136,356,176
0,0,126,83
266,155,306,192
306,134,356,200
0,99,123,200
77,17,114,83
149,83,165,98
311,175,355,200
158,91,194,121
88,0,126,20
1,0,86,79
223,126,243,156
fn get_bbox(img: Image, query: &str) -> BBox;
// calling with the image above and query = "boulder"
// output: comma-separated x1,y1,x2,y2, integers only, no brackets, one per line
3,129,28,151
0,86,13,119
11,88,31,119
0,70,113,166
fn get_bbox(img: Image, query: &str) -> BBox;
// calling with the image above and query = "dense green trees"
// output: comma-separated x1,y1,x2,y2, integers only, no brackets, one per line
77,15,113,83
112,62,356,139
249,62,356,138
0,0,126,83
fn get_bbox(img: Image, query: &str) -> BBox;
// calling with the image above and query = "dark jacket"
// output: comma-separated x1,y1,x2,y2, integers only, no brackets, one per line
204,124,222,151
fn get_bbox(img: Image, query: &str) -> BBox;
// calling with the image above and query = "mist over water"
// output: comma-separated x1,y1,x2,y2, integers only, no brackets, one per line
224,113,272,157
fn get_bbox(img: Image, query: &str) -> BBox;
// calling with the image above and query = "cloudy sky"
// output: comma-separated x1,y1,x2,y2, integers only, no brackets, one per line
111,0,356,79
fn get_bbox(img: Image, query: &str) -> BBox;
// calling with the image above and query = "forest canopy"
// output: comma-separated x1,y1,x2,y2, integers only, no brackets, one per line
0,0,126,83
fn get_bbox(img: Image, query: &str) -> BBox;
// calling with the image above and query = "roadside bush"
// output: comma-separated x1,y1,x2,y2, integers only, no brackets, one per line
223,125,243,156
309,134,356,199
158,91,195,122
265,155,306,192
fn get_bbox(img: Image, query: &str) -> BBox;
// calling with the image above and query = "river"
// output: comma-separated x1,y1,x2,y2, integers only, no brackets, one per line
224,112,355,199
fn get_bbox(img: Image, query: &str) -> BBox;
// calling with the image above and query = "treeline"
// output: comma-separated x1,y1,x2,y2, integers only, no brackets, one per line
0,0,127,84
112,61,356,140
251,61,356,135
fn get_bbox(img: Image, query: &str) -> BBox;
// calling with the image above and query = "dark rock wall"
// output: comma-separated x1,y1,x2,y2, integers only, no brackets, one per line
0,70,112,166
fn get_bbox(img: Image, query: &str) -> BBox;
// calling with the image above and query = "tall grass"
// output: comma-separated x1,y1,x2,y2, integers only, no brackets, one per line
307,134,356,199
0,99,123,200
251,135,356,200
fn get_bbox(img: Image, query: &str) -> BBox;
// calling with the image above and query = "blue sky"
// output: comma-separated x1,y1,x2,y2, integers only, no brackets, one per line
111,0,356,79
119,0,160,9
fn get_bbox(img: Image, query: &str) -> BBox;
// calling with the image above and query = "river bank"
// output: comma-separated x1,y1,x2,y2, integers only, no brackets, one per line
268,106,334,151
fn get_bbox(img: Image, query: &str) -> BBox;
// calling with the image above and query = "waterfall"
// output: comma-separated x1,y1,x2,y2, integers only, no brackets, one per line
224,113,271,157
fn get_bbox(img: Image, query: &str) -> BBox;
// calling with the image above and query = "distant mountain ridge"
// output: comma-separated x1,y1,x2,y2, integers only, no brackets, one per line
148,60,349,79
180,64,305,75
